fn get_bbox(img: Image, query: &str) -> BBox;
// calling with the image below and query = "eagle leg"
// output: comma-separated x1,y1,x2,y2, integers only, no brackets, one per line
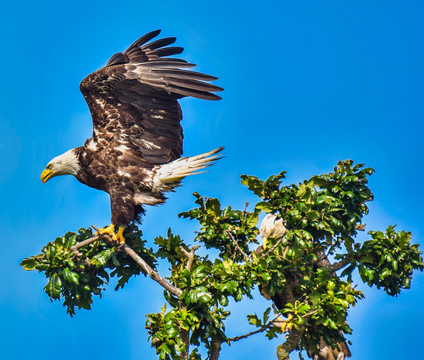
115,226,126,244
96,224,126,244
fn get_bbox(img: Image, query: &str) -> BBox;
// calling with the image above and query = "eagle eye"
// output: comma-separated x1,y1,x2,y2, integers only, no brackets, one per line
47,164,53,170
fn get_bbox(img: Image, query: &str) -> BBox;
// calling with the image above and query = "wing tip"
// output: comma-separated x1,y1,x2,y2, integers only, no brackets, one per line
126,29,162,52
145,29,162,39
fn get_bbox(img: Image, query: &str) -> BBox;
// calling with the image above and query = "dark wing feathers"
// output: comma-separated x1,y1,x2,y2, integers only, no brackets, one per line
105,29,163,65
106,52,127,66
157,68,218,81
121,63,223,100
80,30,222,164
141,37,177,51
147,46,184,58
117,30,183,64
125,29,162,52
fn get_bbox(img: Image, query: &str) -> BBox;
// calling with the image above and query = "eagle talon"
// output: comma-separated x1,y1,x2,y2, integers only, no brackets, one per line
115,226,126,244
279,314,294,333
95,224,126,244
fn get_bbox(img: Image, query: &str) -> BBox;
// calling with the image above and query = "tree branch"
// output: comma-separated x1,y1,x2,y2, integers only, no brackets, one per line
70,234,101,256
326,254,353,274
178,330,189,360
209,336,222,360
227,315,283,342
264,236,286,257
90,226,182,298
276,326,305,360
178,245,201,359
179,313,190,360
120,242,182,297
226,231,250,261
180,245,201,271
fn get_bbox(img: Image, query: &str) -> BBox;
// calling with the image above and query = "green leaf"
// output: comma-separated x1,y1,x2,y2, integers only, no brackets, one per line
255,201,273,213
206,197,221,215
192,265,206,280
260,273,272,283
222,280,238,295
328,319,338,330
379,268,392,280
197,292,212,304
63,268,79,285
392,260,398,271
247,314,261,326
219,295,229,306
92,248,115,266
246,212,259,227
45,274,62,300
165,326,178,338
263,307,271,324
20,258,37,271
160,343,171,357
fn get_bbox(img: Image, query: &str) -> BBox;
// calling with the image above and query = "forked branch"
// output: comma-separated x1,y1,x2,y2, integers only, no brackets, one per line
180,245,201,271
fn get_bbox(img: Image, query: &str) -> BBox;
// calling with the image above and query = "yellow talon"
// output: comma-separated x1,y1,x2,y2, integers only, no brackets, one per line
280,314,294,333
98,224,115,235
115,226,126,244
96,224,126,244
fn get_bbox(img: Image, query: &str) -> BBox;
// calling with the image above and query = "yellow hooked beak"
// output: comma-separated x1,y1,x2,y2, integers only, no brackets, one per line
41,169,53,183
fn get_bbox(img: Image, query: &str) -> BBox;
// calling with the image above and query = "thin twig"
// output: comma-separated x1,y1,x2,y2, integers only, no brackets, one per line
227,315,282,342
302,309,320,318
226,231,249,261
355,223,366,231
70,234,101,256
242,202,249,216
263,236,286,257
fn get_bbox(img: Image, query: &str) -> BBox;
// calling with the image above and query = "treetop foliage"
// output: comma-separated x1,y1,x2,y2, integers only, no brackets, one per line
21,160,423,359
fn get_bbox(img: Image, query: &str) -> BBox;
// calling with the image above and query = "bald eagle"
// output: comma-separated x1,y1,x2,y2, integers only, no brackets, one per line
259,214,351,360
40,30,223,243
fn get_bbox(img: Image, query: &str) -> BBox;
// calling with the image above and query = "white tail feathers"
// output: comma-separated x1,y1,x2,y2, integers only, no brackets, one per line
153,147,224,191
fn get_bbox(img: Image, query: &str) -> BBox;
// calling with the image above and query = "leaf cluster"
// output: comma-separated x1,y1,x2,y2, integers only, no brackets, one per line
247,307,283,340
243,160,374,254
179,193,259,262
22,160,423,360
147,227,256,358
20,225,155,315
357,226,424,295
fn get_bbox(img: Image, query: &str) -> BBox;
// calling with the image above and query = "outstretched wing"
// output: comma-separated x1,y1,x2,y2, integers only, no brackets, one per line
80,29,222,164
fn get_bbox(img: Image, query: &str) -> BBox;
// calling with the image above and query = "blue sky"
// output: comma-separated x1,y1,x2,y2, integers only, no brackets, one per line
1,1,423,359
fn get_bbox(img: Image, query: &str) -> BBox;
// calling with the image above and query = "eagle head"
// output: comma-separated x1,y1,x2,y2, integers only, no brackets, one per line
260,214,287,248
41,148,80,183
